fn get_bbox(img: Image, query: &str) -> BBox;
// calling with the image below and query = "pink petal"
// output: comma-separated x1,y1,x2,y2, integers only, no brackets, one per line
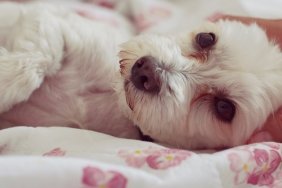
119,148,191,169
247,169,275,186
228,153,244,172
146,154,177,170
107,171,127,188
266,150,281,173
82,166,105,186
118,150,147,168
146,150,189,170
254,149,269,166
146,155,161,169
147,158,180,169
257,174,274,186
247,172,260,185
125,156,146,168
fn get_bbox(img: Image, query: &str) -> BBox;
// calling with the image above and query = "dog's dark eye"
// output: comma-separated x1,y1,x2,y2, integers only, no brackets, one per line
214,97,235,122
196,32,216,49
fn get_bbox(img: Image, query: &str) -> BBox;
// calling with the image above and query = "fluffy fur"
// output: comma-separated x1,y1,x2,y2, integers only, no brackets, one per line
119,22,282,149
0,2,138,139
0,2,282,149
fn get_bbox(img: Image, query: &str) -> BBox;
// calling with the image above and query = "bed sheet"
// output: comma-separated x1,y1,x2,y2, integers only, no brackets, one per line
1,126,282,188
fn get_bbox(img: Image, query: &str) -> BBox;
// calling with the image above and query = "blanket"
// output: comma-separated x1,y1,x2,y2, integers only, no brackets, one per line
1,126,282,188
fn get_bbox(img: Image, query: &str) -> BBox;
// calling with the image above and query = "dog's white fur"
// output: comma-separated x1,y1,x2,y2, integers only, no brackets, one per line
119,23,282,149
0,2,138,139
0,2,282,149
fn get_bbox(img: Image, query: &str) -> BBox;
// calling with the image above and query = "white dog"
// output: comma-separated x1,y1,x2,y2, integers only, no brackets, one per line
0,2,281,150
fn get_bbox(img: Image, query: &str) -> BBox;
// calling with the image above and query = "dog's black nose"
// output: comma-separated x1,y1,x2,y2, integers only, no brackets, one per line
196,32,216,49
131,56,160,93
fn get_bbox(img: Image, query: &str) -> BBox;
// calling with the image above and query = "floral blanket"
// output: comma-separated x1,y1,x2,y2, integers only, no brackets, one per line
1,0,282,188
0,127,282,188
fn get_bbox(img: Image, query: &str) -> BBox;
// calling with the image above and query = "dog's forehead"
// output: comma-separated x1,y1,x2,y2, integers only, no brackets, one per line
174,21,274,99
191,21,279,76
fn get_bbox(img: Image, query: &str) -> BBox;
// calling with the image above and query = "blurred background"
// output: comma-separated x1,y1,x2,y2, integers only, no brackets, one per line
0,0,281,34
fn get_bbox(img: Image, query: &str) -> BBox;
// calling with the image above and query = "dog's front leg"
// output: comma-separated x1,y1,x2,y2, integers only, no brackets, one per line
0,51,58,113
0,7,64,114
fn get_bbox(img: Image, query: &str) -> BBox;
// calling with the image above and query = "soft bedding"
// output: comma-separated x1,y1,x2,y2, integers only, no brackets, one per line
1,0,282,187
1,126,282,188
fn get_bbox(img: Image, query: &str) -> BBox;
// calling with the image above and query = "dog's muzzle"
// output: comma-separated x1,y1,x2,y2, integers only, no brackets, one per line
131,56,161,93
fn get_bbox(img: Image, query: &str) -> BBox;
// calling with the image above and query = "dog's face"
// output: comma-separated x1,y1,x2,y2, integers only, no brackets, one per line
117,21,282,149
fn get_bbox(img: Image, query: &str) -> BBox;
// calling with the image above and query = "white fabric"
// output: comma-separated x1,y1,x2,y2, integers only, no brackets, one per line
1,127,282,188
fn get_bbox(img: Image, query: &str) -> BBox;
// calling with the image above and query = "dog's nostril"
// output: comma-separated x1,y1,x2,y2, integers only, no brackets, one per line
140,75,148,83
196,32,216,49
131,56,161,93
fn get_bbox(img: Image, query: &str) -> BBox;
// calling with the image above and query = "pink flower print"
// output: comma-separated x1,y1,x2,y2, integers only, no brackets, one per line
118,149,149,168
229,149,282,186
228,150,255,184
263,143,281,150
271,169,282,188
43,147,66,156
119,147,192,169
146,149,191,170
82,166,127,188
247,149,281,186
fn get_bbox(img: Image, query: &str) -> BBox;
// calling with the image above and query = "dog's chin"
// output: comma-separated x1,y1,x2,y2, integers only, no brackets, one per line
117,90,152,144
118,80,157,140
123,81,134,111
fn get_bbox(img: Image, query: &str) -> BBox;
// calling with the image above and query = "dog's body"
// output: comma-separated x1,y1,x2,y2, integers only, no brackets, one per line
0,2,139,138
0,2,282,149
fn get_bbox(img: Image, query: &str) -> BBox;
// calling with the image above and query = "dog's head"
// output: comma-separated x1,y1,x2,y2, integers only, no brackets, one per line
117,20,282,149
